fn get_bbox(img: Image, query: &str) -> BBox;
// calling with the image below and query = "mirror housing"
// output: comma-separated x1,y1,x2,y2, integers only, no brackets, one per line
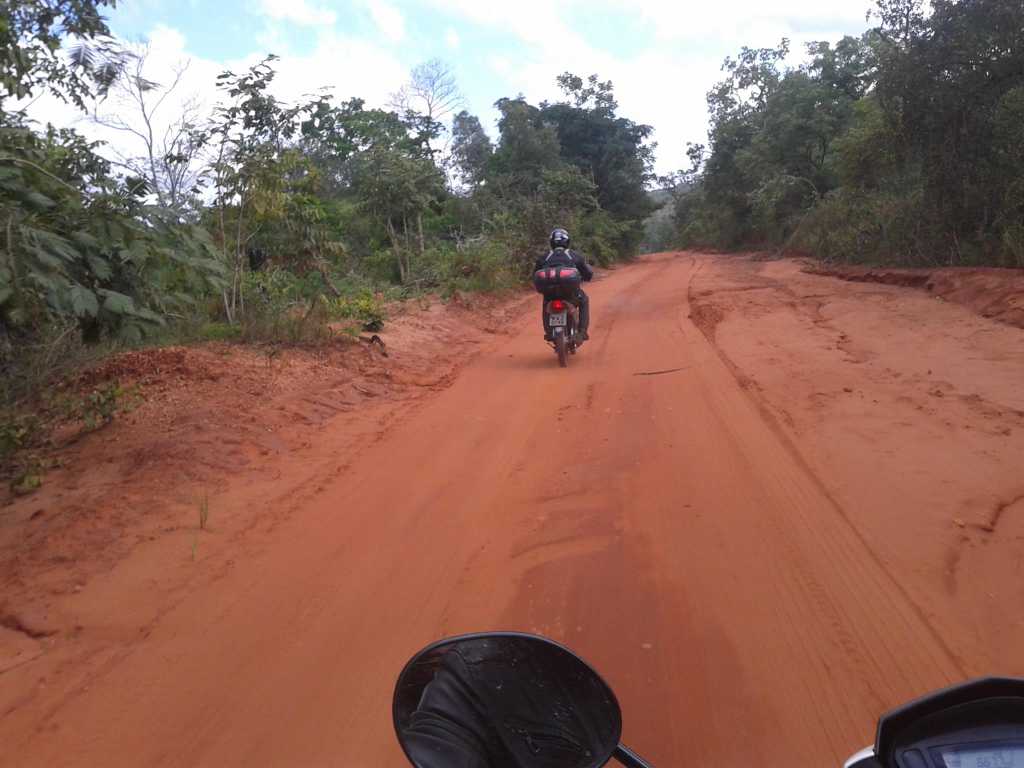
393,632,623,768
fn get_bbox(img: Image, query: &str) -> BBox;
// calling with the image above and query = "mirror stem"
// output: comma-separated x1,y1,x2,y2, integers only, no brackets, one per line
614,743,655,768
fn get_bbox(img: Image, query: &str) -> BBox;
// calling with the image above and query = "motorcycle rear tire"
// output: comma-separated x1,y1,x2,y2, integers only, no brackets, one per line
556,333,568,368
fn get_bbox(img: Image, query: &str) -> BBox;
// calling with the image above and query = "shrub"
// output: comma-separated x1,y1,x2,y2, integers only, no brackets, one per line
52,381,143,432
794,187,927,265
438,240,520,295
236,268,334,344
1,319,112,410
196,322,243,342
0,414,40,459
327,291,386,331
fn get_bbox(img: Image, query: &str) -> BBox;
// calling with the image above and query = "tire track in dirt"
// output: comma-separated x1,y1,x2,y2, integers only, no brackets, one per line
1,252,1003,767
685,259,970,680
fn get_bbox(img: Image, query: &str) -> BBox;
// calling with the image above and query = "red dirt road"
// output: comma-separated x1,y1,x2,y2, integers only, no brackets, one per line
3,253,1023,767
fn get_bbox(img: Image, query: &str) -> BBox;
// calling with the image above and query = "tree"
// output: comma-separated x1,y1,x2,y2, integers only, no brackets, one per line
351,143,445,282
0,0,123,110
450,110,492,190
201,56,322,320
296,94,447,279
490,97,563,191
299,96,432,196
89,43,206,215
0,2,222,352
675,0,1024,265
871,0,1024,261
3,3,665,367
542,73,657,251
390,59,462,154
0,118,224,347
555,73,617,113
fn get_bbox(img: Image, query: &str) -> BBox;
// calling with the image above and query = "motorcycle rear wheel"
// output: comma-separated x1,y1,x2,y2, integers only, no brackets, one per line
555,333,568,367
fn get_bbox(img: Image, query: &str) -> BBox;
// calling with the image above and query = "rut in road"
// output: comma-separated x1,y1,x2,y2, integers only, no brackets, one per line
2,253,964,768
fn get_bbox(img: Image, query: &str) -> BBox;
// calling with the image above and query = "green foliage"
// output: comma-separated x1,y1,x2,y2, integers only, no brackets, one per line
450,111,493,189
794,187,925,264
0,118,225,353
2,7,658,396
327,291,385,331
468,81,655,263
236,268,330,344
195,321,242,342
489,98,564,185
574,209,635,267
350,142,445,284
74,381,141,431
0,317,109,411
0,413,39,458
676,0,1024,266
11,461,44,495
436,240,519,294
545,74,657,234
0,1,122,109
201,57,337,320
1,406,47,493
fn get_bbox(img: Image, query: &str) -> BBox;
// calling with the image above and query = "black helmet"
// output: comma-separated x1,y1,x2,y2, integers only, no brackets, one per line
550,228,570,249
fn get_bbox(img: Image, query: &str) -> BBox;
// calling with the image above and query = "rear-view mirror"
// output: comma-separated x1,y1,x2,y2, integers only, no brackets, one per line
393,632,623,768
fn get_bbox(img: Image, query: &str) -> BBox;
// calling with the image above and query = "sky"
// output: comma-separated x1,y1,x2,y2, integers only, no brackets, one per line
36,0,878,176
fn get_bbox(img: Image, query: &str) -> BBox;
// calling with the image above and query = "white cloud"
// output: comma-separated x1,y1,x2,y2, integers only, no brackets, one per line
22,22,409,185
24,0,875,178
619,0,868,43
259,0,336,27
420,0,580,49
426,0,872,173
463,21,711,174
427,0,867,47
363,0,406,43
257,28,408,105
20,24,220,144
255,21,290,54
489,56,512,77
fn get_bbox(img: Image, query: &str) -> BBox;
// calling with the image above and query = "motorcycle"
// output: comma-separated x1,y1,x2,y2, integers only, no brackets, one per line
393,632,1024,768
546,297,581,367
534,265,584,368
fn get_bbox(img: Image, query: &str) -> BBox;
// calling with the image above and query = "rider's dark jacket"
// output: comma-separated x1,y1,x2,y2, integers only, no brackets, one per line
533,248,594,282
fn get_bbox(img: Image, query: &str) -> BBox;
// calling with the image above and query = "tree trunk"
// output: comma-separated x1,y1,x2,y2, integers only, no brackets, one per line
315,262,342,298
387,219,406,283
299,290,322,335
222,288,234,324
402,216,412,283
417,212,425,257
235,198,247,314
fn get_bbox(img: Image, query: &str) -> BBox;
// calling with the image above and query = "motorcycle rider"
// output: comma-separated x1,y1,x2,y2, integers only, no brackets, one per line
534,228,593,342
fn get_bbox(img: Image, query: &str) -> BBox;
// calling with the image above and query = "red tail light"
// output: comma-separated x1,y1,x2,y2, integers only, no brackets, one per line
550,299,566,312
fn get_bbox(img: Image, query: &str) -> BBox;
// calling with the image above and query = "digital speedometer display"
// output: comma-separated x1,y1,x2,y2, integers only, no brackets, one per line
941,746,1024,768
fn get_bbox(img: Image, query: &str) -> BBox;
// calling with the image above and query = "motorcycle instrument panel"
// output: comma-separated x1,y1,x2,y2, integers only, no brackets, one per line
937,744,1024,768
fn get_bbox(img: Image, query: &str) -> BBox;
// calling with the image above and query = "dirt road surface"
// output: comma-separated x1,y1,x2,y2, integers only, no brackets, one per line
2,253,1023,767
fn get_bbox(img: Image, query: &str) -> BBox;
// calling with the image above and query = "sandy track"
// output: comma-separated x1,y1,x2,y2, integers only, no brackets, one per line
2,253,1021,767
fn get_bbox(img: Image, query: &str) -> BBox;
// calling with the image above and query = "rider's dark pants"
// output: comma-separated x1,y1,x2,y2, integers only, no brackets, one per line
576,289,590,334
